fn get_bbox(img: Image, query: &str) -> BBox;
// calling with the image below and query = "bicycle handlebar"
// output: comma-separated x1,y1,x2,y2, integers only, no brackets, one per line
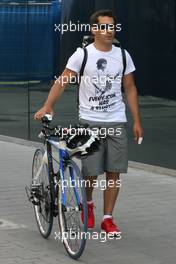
38,114,90,139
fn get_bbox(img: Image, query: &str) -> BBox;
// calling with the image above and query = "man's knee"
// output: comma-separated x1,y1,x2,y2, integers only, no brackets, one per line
106,171,120,179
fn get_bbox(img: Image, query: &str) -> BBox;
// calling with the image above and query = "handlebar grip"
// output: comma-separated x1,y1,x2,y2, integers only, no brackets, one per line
42,114,53,123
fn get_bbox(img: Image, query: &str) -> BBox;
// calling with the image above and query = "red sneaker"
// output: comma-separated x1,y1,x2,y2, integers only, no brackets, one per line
101,218,121,235
81,202,95,229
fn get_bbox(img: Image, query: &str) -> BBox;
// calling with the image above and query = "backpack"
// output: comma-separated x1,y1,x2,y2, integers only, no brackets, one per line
76,35,127,105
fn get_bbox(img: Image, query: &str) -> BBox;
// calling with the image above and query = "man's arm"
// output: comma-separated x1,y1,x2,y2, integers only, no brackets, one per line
123,73,143,142
34,68,76,120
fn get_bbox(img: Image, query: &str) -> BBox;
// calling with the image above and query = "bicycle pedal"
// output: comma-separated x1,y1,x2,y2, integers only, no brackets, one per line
25,185,42,206
30,197,40,206
31,183,42,191
31,184,43,198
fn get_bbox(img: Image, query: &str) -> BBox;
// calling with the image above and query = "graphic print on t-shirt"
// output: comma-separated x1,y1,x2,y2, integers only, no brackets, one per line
93,58,120,96
90,58,121,112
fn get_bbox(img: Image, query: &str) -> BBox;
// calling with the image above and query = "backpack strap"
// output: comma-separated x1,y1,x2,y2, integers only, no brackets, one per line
113,39,127,77
120,47,126,76
77,48,88,106
79,48,88,79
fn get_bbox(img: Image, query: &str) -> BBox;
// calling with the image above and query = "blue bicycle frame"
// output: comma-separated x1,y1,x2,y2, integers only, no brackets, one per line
46,138,81,210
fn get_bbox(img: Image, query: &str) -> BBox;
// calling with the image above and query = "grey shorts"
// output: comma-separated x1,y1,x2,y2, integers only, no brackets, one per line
79,118,128,177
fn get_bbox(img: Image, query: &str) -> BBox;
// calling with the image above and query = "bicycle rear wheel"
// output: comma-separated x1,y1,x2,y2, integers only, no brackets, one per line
32,148,53,238
58,159,88,259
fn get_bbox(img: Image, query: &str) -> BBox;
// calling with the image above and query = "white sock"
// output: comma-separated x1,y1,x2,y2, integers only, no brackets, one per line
87,200,93,205
103,214,112,221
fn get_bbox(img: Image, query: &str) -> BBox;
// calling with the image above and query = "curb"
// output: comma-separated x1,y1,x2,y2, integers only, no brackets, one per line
0,135,175,177
128,161,176,177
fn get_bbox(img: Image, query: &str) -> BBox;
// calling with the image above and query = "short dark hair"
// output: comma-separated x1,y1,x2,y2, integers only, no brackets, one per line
90,9,117,26
96,58,107,70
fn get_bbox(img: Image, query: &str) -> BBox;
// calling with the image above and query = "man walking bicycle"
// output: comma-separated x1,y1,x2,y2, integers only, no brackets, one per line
34,10,143,236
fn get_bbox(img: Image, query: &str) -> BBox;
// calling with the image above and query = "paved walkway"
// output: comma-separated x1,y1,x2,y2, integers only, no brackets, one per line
0,139,176,264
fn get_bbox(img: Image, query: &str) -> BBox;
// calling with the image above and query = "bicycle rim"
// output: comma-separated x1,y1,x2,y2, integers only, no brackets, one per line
32,148,53,238
58,159,88,259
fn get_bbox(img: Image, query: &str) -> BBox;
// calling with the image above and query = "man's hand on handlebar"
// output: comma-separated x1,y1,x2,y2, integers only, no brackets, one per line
34,106,54,120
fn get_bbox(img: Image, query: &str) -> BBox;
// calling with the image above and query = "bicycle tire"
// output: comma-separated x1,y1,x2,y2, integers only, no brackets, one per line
32,148,53,238
58,159,88,259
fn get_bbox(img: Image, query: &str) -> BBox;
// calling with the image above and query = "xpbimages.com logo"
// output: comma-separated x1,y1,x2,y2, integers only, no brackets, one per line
55,230,121,243
54,73,122,87
55,178,122,192
54,21,122,34
54,125,122,139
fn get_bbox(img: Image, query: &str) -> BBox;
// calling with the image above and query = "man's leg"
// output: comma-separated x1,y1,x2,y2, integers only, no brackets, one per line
101,171,121,234
81,176,97,228
103,172,120,215
84,175,98,201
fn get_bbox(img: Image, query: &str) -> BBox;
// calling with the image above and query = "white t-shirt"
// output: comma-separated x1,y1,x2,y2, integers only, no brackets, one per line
66,43,135,122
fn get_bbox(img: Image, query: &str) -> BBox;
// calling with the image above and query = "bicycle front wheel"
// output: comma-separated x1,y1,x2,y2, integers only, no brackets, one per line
32,148,53,238
58,159,88,259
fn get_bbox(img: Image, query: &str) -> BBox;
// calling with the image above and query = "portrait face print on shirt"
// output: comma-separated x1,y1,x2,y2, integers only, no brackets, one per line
96,58,107,71
92,58,120,96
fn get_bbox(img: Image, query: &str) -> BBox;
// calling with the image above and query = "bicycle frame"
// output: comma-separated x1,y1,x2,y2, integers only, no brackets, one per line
34,137,82,212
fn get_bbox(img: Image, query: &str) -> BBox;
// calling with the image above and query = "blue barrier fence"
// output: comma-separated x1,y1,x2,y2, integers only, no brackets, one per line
0,1,61,81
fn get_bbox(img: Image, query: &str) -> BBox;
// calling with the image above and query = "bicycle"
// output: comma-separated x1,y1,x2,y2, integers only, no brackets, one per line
25,114,99,259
